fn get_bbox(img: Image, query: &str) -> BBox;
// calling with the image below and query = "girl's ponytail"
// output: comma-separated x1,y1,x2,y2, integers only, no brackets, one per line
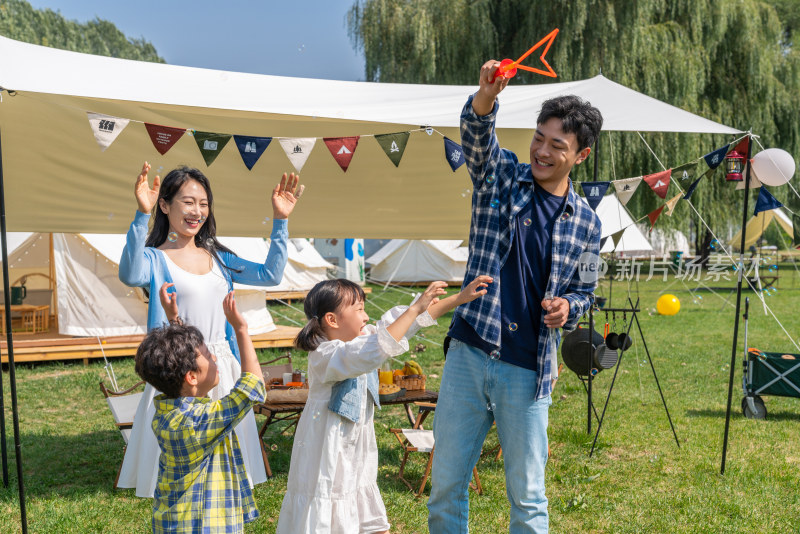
294,315,325,352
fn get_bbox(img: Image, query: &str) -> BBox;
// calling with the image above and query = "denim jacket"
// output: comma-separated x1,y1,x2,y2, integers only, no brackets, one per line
328,371,381,423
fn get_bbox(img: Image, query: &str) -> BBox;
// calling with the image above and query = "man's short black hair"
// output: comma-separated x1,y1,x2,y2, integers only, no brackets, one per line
537,95,603,151
135,324,205,398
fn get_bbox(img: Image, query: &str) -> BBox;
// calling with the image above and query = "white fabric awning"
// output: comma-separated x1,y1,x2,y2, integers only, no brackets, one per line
0,35,741,238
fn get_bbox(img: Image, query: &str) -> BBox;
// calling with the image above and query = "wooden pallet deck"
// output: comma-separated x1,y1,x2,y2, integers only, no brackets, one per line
0,324,300,364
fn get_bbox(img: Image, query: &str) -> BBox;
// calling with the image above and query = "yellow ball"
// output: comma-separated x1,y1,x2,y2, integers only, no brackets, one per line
656,294,681,316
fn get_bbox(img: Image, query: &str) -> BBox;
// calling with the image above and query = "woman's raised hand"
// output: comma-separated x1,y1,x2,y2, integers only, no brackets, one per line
272,172,303,220
134,162,161,214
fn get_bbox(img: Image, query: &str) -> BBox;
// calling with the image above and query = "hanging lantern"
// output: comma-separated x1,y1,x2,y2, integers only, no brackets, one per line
725,149,745,182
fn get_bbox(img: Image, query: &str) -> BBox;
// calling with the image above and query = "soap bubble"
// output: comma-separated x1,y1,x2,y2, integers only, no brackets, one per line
490,199,500,208
262,216,270,225
489,349,501,360
167,232,178,243
508,322,518,332
270,444,278,452
486,175,496,185
523,218,532,227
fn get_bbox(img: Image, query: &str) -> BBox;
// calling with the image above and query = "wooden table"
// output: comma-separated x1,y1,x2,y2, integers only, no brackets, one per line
0,304,50,335
254,388,438,477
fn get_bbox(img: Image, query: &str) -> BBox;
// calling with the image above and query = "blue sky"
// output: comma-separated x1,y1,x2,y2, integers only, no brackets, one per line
26,0,366,81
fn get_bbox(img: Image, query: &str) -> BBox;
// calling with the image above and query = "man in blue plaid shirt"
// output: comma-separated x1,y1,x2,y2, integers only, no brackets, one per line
135,290,265,533
428,60,603,533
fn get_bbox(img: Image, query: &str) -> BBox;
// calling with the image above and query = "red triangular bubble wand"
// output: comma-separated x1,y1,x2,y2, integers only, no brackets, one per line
492,28,560,82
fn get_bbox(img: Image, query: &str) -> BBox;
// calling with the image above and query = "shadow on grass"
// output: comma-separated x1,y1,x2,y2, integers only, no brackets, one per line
0,429,136,500
685,408,800,421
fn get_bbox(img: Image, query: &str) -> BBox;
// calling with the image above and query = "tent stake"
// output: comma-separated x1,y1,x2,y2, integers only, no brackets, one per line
0,126,28,530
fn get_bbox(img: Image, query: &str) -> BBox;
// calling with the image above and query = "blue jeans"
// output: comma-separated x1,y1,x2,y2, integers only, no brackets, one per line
427,338,551,533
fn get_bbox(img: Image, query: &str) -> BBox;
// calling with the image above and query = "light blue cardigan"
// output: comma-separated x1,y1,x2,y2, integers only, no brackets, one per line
119,210,289,362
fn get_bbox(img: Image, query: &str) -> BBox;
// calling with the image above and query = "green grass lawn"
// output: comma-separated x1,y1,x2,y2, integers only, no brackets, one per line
2,269,800,533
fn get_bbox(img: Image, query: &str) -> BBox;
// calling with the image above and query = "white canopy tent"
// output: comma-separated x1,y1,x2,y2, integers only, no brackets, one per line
0,232,331,337
366,240,467,283
728,208,794,250
0,35,740,239
593,195,654,257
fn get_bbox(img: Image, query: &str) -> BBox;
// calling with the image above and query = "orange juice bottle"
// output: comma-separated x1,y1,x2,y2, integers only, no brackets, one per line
379,361,394,385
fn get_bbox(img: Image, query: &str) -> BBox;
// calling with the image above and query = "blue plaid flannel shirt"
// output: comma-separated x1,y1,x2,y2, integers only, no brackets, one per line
151,372,266,534
455,94,601,400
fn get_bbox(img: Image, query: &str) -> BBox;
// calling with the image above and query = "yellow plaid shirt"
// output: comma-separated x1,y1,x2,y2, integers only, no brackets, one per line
151,372,266,533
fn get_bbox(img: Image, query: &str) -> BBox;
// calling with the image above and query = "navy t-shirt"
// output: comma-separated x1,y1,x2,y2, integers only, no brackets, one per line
449,180,566,371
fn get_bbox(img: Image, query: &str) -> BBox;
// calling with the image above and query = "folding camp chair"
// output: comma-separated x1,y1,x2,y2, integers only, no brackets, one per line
389,402,482,498
99,379,145,488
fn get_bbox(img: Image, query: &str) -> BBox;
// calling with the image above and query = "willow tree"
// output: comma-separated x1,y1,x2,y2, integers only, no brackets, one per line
0,0,163,62
348,0,800,250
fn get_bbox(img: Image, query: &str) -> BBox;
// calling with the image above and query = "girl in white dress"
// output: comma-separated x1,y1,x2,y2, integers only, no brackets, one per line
277,276,491,534
118,162,302,497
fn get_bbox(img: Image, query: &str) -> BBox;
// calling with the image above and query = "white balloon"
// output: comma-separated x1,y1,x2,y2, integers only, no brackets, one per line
751,148,796,186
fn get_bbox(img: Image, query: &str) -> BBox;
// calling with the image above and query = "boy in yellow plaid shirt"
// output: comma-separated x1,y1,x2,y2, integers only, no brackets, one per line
135,285,266,533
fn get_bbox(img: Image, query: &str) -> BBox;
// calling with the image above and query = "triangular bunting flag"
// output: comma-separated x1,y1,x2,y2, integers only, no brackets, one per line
145,123,186,155
735,165,761,190
374,132,410,167
599,236,609,249
87,112,129,152
683,175,703,200
613,177,642,205
643,169,671,199
443,137,466,171
793,214,800,246
580,181,610,211
611,228,626,249
728,136,750,157
193,131,232,166
703,144,730,170
665,193,682,216
671,161,699,182
323,136,360,172
754,187,783,215
647,205,665,233
233,135,272,170
279,138,316,172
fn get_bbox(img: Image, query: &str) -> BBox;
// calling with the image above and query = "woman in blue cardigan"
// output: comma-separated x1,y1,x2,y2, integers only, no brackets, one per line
117,161,302,497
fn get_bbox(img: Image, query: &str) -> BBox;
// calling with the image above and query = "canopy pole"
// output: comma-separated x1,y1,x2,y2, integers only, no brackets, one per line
0,126,28,530
721,134,752,475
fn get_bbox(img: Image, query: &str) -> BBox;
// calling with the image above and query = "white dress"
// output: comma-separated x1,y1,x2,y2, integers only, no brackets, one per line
117,254,268,497
277,306,434,534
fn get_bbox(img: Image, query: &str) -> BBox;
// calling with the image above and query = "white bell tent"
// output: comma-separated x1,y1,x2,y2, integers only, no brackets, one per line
0,233,331,337
728,207,794,250
591,195,655,257
366,240,468,283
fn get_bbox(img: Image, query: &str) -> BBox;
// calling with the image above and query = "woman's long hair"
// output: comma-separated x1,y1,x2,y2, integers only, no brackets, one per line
295,279,366,352
145,166,239,273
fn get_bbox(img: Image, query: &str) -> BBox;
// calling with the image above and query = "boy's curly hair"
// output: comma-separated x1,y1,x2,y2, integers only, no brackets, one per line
135,324,205,398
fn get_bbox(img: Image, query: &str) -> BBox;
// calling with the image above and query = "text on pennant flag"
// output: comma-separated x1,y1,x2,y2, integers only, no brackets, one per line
87,112,130,152
671,161,699,182
323,136,360,172
703,144,730,170
580,181,610,211
443,137,465,172
613,176,642,205
374,132,410,167
233,135,272,170
193,131,232,166
144,123,186,155
279,138,316,172
643,169,671,199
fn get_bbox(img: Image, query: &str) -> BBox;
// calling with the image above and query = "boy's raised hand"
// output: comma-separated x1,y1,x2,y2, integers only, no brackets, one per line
457,275,493,304
159,282,179,323
222,291,248,331
411,281,449,315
